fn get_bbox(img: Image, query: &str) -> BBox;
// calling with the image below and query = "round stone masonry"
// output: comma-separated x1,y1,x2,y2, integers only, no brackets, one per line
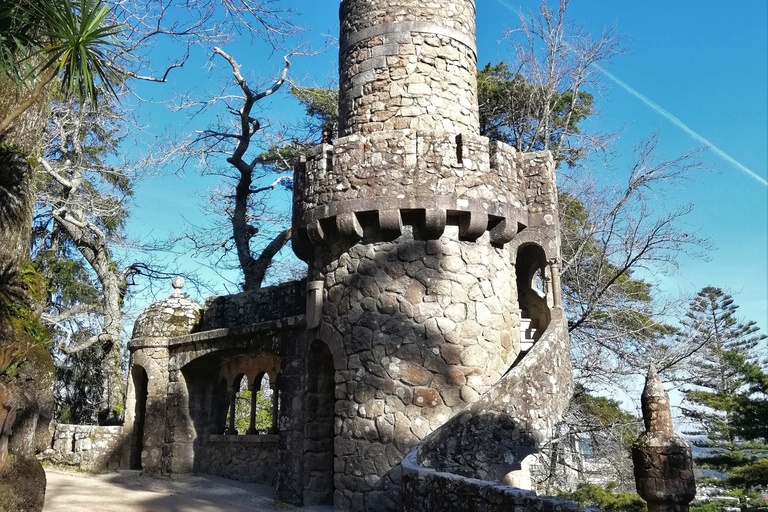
132,278,203,339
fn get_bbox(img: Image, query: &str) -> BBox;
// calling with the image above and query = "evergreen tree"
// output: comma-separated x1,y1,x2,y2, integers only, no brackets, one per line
680,287,768,501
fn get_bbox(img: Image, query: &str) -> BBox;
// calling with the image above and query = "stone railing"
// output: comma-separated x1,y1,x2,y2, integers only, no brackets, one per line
38,424,126,472
402,448,601,512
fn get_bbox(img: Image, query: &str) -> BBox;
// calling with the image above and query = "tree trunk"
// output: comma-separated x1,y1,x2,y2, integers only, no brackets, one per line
0,150,51,512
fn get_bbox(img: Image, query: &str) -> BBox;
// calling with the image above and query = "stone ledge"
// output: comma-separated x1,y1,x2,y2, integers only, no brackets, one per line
206,434,279,444
129,315,306,351
402,448,601,512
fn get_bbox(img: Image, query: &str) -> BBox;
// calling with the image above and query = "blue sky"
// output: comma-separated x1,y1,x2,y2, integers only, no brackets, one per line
127,0,767,340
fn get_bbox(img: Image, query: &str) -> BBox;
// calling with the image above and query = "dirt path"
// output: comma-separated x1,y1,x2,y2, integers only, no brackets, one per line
43,468,334,512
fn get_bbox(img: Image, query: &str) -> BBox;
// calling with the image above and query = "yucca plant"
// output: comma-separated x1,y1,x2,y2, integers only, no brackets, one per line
0,0,123,135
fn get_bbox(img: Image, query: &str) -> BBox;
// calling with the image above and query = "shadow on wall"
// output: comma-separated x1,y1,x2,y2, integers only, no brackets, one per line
297,219,564,511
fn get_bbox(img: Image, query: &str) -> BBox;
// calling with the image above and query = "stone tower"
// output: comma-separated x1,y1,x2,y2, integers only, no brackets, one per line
291,0,572,510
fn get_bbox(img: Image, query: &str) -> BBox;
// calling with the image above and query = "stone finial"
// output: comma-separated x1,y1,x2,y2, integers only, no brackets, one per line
632,364,696,512
641,364,674,433
171,276,185,297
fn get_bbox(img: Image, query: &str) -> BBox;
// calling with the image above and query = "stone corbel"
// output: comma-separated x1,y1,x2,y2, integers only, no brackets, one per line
336,212,363,240
459,210,488,241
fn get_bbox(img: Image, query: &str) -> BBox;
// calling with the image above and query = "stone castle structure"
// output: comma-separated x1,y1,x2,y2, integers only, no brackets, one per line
47,1,578,510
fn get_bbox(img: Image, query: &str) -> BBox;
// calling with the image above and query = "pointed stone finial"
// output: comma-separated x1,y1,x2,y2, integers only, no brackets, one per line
641,363,673,433
633,363,696,512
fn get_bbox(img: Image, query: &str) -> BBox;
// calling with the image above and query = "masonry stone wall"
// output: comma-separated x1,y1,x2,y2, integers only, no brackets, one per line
401,449,599,512
40,424,125,472
197,435,279,485
339,0,478,136
202,280,305,330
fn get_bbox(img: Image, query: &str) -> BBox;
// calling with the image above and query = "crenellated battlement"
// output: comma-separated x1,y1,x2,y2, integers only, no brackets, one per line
292,130,558,261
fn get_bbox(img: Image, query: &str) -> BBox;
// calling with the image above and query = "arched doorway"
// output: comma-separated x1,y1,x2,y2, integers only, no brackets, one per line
129,365,148,469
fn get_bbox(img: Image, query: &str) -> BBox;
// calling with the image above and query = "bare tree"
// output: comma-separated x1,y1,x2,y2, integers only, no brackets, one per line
494,0,625,164
167,47,302,291
559,133,710,391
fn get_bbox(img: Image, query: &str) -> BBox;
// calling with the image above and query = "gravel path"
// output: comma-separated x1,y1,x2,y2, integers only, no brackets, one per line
43,468,334,512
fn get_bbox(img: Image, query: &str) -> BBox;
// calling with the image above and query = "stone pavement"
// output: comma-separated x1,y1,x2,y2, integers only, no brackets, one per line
43,468,334,512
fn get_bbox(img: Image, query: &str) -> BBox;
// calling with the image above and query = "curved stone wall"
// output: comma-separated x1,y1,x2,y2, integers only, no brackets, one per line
338,0,478,136
310,226,520,509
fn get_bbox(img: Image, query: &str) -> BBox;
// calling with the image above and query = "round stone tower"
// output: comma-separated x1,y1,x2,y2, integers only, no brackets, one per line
292,1,566,510
338,0,479,136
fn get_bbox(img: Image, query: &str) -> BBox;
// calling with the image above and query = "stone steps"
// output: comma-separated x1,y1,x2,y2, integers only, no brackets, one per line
519,310,540,353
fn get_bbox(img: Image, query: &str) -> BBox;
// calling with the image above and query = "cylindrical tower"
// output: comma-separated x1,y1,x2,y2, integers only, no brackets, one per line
291,2,563,511
338,0,479,136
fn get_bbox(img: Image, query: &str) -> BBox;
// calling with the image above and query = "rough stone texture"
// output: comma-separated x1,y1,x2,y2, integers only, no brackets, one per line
415,307,571,481
197,435,279,485
121,1,575,511
402,449,601,512
39,425,125,472
339,0,478,136
632,366,696,512
132,285,203,339
201,281,305,330
0,345,54,512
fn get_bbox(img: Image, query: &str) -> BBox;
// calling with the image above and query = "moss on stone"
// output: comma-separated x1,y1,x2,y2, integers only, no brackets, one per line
0,453,46,512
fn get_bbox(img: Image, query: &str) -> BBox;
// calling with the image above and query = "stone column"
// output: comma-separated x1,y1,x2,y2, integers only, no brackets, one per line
225,386,237,435
632,365,696,512
246,380,259,435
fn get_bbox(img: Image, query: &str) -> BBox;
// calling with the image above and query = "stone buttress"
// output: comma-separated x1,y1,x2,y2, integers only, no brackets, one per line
291,1,572,510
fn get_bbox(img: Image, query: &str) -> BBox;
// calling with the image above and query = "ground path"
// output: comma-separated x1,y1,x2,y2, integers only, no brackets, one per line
44,468,334,512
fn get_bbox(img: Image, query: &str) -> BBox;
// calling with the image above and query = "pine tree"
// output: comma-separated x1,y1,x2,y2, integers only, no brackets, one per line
680,287,768,499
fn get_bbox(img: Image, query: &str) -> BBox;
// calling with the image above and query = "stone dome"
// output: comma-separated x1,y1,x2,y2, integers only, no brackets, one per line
132,278,203,338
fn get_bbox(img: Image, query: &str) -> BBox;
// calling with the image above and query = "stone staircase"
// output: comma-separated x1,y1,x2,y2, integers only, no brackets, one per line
519,310,540,354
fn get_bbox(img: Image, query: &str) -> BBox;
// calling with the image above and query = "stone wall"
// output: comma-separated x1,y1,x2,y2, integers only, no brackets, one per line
201,281,305,330
39,424,126,472
339,0,478,136
415,307,572,481
401,449,599,512
197,435,279,485
308,224,520,511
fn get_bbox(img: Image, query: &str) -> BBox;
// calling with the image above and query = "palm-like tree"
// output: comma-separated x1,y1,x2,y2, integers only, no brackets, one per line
0,0,122,135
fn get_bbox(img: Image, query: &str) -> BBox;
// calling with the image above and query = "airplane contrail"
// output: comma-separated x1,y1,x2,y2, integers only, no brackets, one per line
596,64,768,187
492,0,767,187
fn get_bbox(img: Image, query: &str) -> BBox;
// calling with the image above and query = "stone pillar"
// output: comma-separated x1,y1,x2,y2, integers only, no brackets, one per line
632,365,696,512
270,377,280,435
225,386,237,435
549,260,562,307
247,381,259,435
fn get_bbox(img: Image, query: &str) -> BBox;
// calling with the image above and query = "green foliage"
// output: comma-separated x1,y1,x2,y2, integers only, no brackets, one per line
52,329,104,423
681,287,768,498
289,85,338,134
558,483,647,512
39,0,123,104
228,387,273,434
477,62,594,166
0,0,122,104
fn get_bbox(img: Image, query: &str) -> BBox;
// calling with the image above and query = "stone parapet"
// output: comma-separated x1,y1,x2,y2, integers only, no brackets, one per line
201,281,305,330
39,424,126,472
292,133,557,260
402,448,600,512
